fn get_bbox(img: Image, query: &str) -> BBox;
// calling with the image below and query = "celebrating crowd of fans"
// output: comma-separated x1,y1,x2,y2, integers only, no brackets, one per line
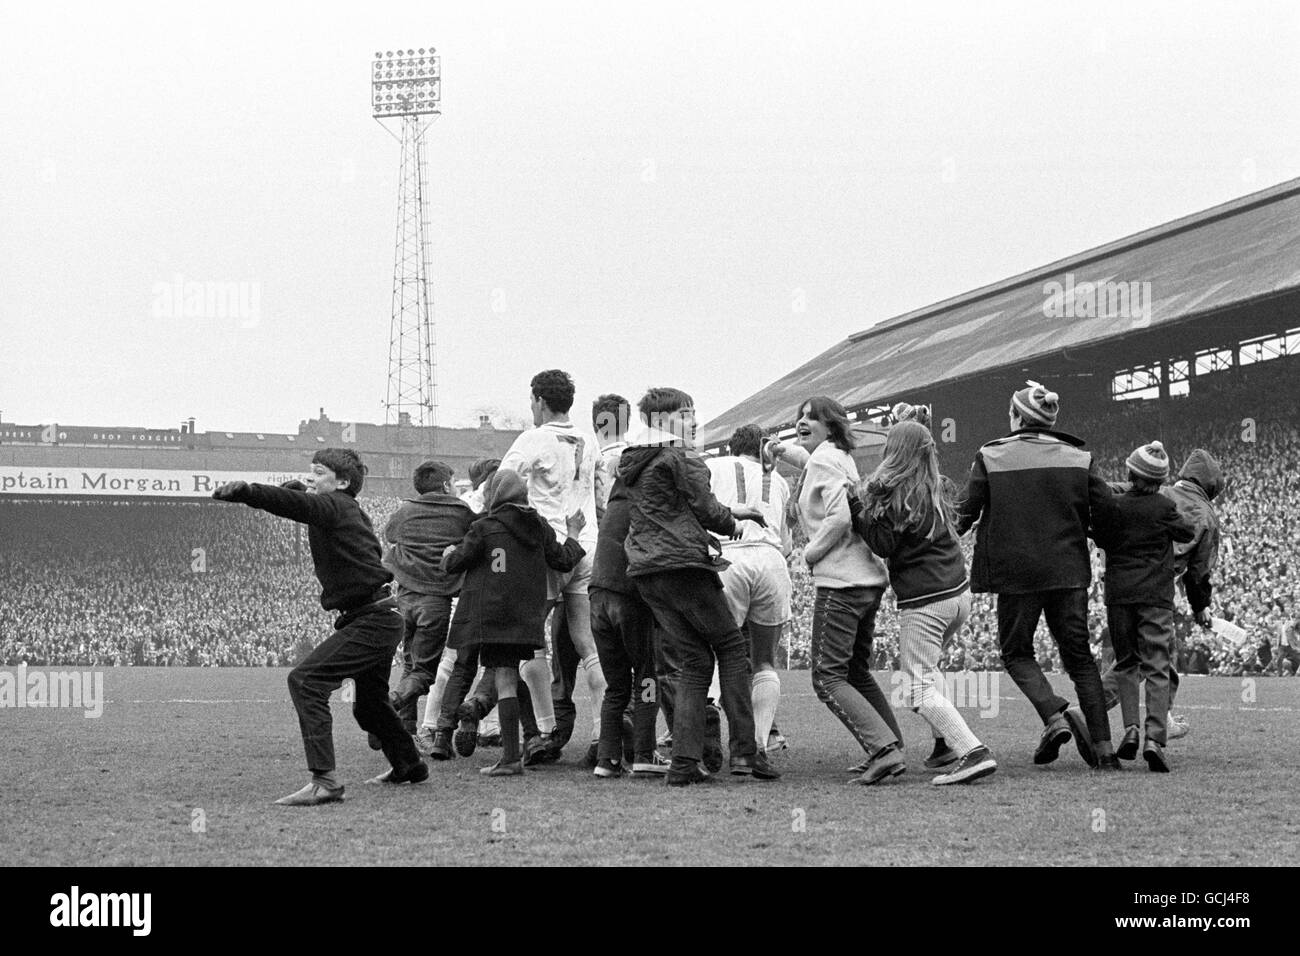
2,364,1297,676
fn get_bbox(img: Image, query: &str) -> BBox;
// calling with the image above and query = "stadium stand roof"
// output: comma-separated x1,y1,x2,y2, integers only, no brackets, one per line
702,176,1300,445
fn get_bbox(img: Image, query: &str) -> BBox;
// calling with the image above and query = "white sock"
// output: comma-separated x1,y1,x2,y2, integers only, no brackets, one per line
479,706,500,736
752,669,780,749
581,654,606,739
421,650,458,730
521,653,556,733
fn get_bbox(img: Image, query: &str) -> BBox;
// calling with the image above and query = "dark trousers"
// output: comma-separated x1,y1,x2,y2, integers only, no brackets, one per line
635,568,757,769
996,589,1109,743
591,587,658,762
438,647,539,739
654,616,679,732
1108,603,1174,745
550,610,582,748
391,588,453,722
809,586,901,754
286,603,418,775
1103,655,1180,711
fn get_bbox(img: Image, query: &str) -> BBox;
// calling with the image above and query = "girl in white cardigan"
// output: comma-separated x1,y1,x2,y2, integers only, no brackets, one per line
770,396,906,784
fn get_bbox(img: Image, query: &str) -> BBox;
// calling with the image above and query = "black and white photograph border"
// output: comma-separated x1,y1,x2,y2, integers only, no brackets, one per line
0,0,1296,904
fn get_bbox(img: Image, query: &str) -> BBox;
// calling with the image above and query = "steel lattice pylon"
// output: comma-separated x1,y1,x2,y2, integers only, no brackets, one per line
385,114,437,430
372,47,441,437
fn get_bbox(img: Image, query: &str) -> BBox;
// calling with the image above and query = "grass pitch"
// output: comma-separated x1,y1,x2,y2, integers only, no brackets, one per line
2,667,1296,866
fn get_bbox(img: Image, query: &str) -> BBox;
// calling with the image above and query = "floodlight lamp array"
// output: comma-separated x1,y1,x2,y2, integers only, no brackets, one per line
372,47,440,116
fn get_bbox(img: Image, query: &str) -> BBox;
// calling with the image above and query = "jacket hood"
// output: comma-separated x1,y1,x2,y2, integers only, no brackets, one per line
618,444,667,487
1177,448,1224,500
485,470,529,512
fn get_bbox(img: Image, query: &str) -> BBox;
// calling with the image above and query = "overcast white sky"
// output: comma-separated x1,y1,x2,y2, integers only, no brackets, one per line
2,1,1298,434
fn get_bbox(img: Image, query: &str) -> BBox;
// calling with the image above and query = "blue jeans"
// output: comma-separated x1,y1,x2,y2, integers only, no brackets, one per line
635,569,757,769
810,586,901,755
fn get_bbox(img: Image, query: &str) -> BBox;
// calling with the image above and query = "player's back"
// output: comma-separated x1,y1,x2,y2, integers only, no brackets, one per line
501,421,597,546
706,454,790,553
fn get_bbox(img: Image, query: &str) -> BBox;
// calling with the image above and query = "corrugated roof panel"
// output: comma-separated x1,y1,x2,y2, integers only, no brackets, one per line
703,177,1300,443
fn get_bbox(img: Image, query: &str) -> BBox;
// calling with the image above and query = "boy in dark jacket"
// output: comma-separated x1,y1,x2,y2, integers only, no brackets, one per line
1091,441,1195,771
441,469,586,776
382,460,475,735
212,449,425,806
618,387,779,786
955,381,1118,769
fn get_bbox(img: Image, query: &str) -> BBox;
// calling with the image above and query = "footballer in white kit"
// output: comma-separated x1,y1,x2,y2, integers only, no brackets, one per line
706,424,793,752
499,370,605,751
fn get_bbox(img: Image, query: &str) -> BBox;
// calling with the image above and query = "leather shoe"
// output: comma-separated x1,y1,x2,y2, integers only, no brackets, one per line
1143,740,1169,773
1095,753,1124,771
1063,707,1099,768
1117,726,1140,760
1033,713,1071,765
666,762,711,787
729,751,781,780
274,782,345,806
365,760,429,785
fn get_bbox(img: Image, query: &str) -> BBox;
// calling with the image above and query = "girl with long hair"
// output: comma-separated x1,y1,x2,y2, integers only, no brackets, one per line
853,420,996,784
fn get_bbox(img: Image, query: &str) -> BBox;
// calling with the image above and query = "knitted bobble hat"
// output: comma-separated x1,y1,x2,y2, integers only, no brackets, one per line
1127,440,1170,482
1010,380,1059,427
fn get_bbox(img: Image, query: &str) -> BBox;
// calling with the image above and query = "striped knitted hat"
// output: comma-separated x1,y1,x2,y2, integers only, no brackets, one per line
1127,440,1170,482
1010,381,1059,427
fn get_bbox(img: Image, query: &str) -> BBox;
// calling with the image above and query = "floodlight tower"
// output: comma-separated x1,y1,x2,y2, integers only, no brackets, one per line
372,47,441,435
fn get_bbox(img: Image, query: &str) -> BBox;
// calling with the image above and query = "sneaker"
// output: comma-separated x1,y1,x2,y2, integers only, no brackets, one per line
1033,712,1072,765
766,728,789,753
856,745,907,786
923,739,960,770
665,762,711,787
729,751,781,780
479,758,524,777
631,752,671,776
1116,726,1140,761
931,746,997,786
1143,739,1169,773
274,782,345,806
1062,706,1099,768
365,760,429,785
1167,713,1190,740
593,758,625,778
453,720,479,759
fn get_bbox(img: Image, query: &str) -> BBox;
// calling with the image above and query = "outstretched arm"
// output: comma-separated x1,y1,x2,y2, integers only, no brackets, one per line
212,481,341,527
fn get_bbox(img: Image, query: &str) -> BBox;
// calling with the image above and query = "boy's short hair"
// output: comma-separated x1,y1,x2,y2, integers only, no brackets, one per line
413,460,454,495
638,387,694,424
531,369,575,414
592,393,631,442
728,424,764,459
313,448,366,497
1127,470,1162,494
468,458,501,490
